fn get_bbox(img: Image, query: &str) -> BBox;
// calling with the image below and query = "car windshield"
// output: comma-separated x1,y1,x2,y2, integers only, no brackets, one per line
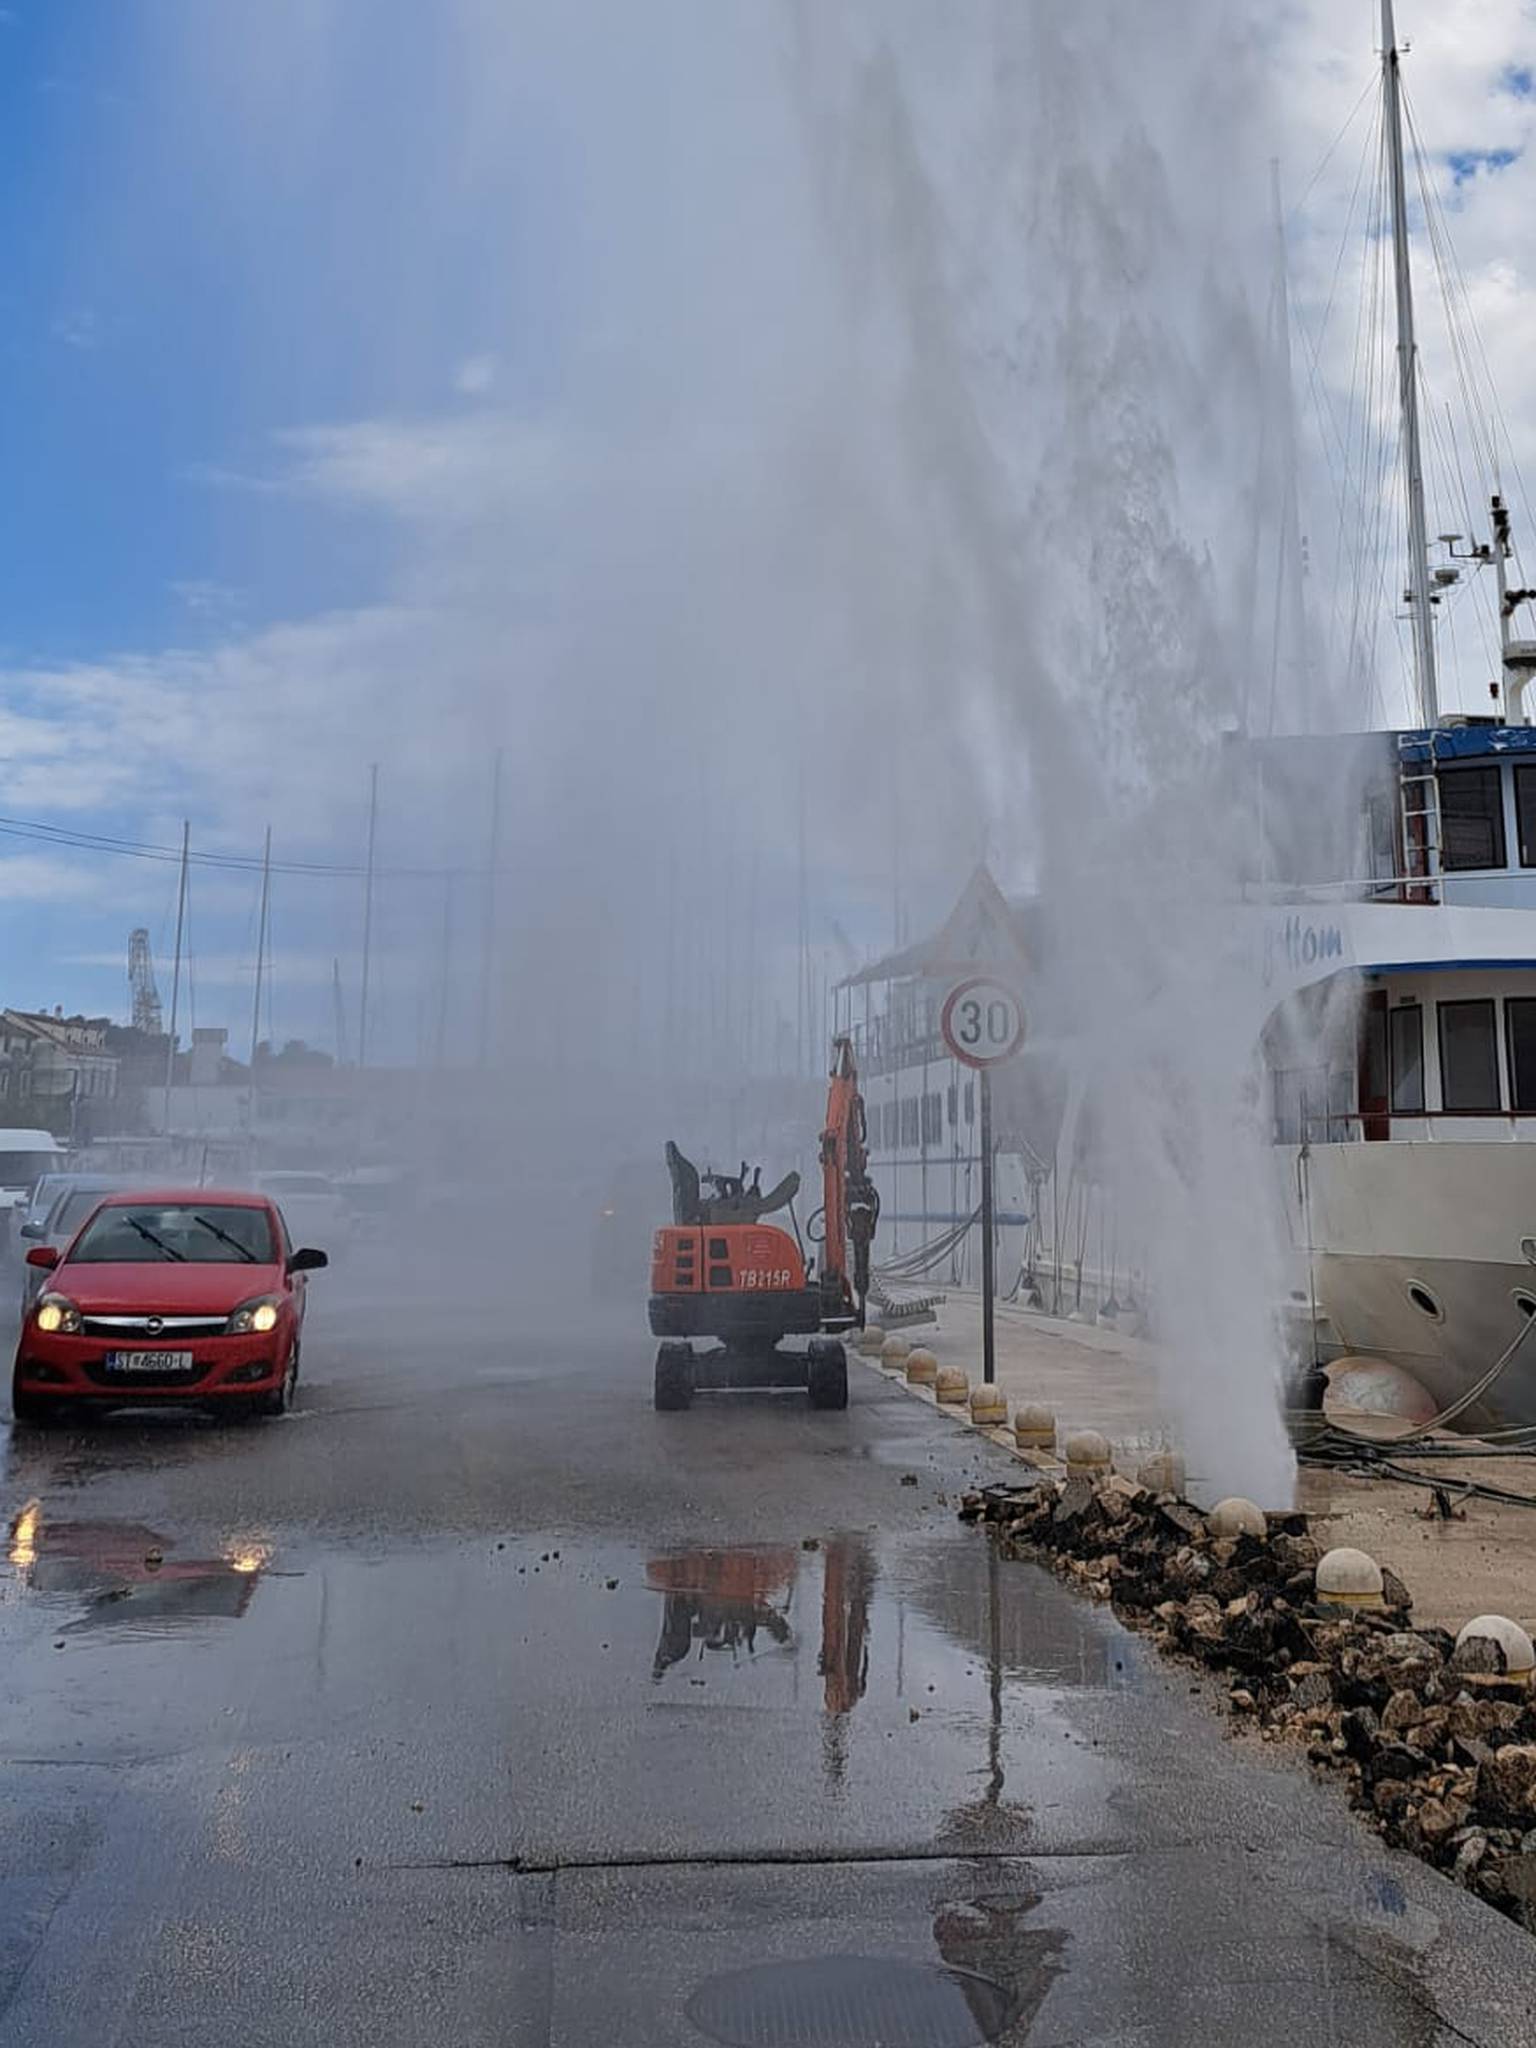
69,1203,276,1265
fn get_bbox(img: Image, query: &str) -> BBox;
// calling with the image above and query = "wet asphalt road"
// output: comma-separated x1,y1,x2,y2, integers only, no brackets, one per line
0,1255,1533,2047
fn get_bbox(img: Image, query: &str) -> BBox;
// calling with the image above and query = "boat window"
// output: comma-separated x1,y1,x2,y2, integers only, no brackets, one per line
1438,766,1507,871
1359,998,1388,1099
963,1081,975,1126
899,1097,920,1148
920,1092,942,1146
1389,1004,1425,1113
1507,998,1536,1112
1517,766,1536,867
1437,998,1501,1111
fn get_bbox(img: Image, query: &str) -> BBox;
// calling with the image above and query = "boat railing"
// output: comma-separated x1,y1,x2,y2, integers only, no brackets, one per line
1244,867,1536,908
1279,1109,1536,1144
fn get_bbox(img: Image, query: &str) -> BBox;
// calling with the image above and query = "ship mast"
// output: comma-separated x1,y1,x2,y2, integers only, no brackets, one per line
1382,0,1439,726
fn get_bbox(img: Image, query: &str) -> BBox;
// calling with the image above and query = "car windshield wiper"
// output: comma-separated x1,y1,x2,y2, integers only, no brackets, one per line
126,1216,185,1261
192,1213,257,1262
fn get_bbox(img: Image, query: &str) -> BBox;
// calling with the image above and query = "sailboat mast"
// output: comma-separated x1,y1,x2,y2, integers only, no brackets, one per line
1382,0,1439,725
249,824,271,1069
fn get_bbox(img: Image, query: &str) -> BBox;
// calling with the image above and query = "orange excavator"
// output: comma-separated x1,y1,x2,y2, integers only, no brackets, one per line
648,1037,879,1411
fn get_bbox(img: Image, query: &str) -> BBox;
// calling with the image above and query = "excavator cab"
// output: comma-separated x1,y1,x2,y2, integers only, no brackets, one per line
665,1142,800,1228
647,1041,876,1413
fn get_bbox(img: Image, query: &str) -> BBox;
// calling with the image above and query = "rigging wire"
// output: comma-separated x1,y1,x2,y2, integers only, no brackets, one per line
0,812,499,884
1302,87,1384,702
1405,83,1536,587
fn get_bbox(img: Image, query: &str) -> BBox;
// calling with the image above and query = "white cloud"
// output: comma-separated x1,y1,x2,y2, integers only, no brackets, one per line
23,0,1536,1063
454,354,497,395
0,856,102,904
51,308,100,351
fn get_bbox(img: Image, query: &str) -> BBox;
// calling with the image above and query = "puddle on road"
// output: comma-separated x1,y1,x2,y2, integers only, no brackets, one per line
4,1499,269,1637
674,1884,1069,2048
637,1530,1137,1822
645,1541,870,1708
686,1955,1017,2048
643,1533,1134,1705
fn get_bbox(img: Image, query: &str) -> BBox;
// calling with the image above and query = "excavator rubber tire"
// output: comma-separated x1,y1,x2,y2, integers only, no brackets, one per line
654,1342,695,1412
806,1337,848,1411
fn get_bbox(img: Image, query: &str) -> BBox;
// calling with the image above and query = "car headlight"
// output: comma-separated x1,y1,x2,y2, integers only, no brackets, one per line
34,1295,81,1335
226,1296,281,1336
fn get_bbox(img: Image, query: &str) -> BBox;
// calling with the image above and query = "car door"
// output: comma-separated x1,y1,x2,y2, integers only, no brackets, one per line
273,1204,309,1327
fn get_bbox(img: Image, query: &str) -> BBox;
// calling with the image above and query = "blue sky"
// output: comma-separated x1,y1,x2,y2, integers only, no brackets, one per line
1,2,1535,1065
0,2,597,1053
0,3,596,656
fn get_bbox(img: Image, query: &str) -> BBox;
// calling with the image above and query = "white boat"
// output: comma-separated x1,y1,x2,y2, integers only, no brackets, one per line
839,5,1536,1430
1257,756,1536,1431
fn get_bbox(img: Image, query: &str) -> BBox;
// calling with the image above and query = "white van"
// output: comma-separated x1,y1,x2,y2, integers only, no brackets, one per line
0,1130,66,1216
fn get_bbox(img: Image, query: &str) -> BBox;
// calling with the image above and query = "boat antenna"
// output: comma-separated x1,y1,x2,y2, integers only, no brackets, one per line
1382,0,1439,726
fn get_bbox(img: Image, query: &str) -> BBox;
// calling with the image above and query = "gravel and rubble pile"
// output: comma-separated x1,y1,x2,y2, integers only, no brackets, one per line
961,1472,1536,1933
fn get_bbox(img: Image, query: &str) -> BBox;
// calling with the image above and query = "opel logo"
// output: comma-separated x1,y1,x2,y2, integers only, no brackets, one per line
146,1316,163,1336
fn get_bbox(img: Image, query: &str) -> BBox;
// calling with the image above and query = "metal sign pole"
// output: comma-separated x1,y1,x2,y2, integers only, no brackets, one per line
938,974,1025,1395
980,1065,995,1384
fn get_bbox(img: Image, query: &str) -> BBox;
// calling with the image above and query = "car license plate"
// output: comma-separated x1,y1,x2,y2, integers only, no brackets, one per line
104,1350,195,1373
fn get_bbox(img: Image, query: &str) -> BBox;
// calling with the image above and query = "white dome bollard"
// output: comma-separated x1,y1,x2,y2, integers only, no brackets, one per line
1455,1614,1536,1678
970,1384,1008,1426
1063,1429,1112,1476
1014,1404,1057,1451
1207,1497,1267,1540
934,1366,970,1404
904,1348,937,1387
1315,1547,1386,1610
1136,1451,1186,1496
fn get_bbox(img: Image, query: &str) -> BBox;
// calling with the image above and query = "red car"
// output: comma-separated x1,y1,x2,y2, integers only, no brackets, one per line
11,1189,327,1425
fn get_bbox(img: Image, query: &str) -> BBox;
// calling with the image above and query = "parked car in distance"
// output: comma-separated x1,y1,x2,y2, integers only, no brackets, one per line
19,1177,141,1305
12,1189,327,1425
0,1131,67,1206
253,1171,350,1258
15,1171,77,1251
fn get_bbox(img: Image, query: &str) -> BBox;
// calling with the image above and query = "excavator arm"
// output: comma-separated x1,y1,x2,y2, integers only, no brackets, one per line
818,1037,879,1324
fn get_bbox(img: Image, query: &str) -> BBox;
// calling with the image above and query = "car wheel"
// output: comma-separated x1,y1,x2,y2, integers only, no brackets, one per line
258,1343,299,1419
10,1379,54,1427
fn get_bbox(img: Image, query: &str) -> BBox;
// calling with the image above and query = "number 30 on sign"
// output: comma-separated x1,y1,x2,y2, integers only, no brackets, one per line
940,977,1027,1069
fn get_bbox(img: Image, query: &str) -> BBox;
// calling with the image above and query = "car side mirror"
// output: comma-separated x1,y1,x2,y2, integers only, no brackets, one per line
18,1221,45,1241
25,1246,58,1269
287,1247,328,1274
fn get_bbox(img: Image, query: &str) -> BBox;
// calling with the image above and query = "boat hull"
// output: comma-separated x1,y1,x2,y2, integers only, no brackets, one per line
1281,1140,1536,1432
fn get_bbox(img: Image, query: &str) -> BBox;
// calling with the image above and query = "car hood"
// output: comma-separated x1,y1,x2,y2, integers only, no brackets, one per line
50,1262,286,1315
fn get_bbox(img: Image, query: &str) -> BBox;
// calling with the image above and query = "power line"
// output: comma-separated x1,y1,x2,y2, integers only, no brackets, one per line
0,811,510,882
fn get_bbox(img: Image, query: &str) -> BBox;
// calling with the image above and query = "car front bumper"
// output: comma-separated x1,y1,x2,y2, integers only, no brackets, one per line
14,1334,287,1401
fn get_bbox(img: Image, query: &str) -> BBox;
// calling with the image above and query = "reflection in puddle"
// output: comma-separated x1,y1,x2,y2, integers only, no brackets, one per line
905,1539,1134,1692
932,1890,1069,2044
646,1530,1134,1815
648,1547,798,1677
646,1535,877,1734
4,1502,267,1635
686,1954,1018,2048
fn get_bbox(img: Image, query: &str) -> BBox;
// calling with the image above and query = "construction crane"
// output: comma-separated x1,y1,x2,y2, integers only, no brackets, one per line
127,929,163,1036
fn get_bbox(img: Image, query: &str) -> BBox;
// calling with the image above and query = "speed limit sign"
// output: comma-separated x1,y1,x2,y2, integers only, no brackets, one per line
940,976,1026,1069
